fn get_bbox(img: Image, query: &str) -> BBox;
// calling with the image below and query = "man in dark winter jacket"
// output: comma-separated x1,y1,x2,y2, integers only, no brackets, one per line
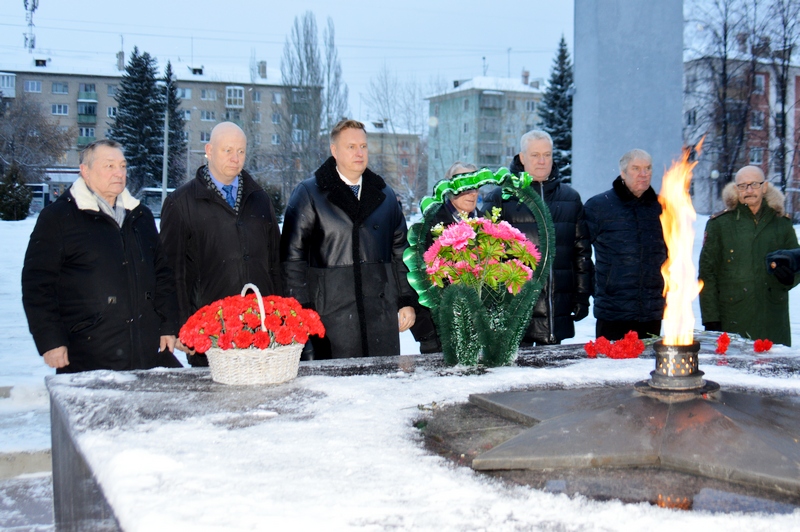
281,119,417,359
488,130,593,345
22,139,179,373
160,122,282,366
584,149,667,341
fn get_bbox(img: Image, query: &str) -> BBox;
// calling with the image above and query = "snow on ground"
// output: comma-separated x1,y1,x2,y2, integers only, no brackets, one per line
2,213,800,529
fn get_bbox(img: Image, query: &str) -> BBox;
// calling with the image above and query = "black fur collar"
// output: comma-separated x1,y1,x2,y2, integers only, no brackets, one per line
612,175,658,203
315,156,388,224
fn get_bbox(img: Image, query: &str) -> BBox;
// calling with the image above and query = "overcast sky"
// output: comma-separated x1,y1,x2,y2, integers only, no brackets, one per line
0,0,573,118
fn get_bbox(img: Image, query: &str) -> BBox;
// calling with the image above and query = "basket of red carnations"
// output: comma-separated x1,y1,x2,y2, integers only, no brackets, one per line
179,284,325,385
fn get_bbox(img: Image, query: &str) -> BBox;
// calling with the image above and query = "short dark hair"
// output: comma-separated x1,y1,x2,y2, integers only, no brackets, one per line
330,119,365,143
80,139,123,166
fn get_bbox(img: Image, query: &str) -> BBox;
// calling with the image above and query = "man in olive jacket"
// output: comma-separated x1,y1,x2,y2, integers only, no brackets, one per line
699,165,799,346
160,122,282,365
22,140,178,373
280,119,417,359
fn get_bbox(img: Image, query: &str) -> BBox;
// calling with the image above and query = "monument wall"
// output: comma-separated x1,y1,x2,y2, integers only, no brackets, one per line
572,0,684,199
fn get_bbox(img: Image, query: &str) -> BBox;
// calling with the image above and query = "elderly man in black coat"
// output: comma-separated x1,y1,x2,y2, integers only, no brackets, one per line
487,130,593,345
281,119,417,359
160,122,282,366
583,149,667,341
22,139,179,373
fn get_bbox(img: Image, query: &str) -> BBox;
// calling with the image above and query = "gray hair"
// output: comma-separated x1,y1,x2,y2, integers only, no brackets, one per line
520,130,553,152
80,139,123,166
619,149,652,174
445,161,479,180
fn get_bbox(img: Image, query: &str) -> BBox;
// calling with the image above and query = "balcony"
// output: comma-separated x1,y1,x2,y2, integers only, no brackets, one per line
77,136,96,147
77,91,98,102
77,114,97,124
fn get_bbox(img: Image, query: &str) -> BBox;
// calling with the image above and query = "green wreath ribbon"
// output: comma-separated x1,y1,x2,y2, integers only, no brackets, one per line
404,167,555,311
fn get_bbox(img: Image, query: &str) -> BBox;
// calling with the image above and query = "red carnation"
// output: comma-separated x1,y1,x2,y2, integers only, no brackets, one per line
584,341,597,358
233,329,255,349
253,331,272,349
715,332,730,354
753,339,773,353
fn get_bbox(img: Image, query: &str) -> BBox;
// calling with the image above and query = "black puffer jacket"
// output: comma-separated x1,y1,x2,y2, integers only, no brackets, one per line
160,167,282,326
486,156,593,344
583,176,666,322
280,156,417,359
22,178,178,373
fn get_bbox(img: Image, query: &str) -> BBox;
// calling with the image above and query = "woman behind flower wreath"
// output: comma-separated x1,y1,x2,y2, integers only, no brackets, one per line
410,161,480,353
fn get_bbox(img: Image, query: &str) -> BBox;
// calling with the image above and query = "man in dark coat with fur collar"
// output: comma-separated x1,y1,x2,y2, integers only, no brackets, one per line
281,119,417,359
584,149,667,341
699,165,799,346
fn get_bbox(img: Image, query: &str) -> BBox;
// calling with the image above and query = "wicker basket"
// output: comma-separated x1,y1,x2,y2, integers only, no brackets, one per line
204,283,304,385
206,343,303,385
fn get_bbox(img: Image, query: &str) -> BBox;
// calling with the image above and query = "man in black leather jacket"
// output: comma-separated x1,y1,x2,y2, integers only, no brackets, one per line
487,130,593,345
280,119,417,359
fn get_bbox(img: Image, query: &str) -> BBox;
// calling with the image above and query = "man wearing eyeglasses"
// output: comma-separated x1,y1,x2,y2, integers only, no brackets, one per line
699,165,800,346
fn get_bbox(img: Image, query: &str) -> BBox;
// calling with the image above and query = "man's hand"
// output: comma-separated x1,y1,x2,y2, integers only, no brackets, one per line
43,346,69,369
704,322,722,332
160,335,177,352
174,339,195,355
572,303,589,322
771,262,795,286
398,306,416,332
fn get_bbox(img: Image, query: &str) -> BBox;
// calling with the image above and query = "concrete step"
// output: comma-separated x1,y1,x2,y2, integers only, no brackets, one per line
0,450,51,479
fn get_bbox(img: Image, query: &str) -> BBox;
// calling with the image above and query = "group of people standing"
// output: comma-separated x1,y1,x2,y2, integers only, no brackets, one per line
20,118,800,374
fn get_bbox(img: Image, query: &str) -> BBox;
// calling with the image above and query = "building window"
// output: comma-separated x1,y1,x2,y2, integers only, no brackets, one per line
200,131,211,143
24,80,41,93
107,107,117,118
272,112,280,124
292,129,308,143
51,104,69,115
252,90,261,103
506,99,516,110
464,98,469,110
272,92,282,105
78,103,96,115
506,146,515,157
254,134,262,145
79,127,95,137
401,157,409,167
226,86,245,108
201,89,217,101
183,109,191,120
107,84,117,97
177,88,192,99
52,82,68,94
753,74,766,95
526,100,536,112
0,75,15,91
183,131,190,141
200,110,216,121
749,147,763,165
252,112,261,123
685,109,697,126
399,140,410,150
79,83,96,93
271,133,280,145
224,110,241,121
750,110,765,130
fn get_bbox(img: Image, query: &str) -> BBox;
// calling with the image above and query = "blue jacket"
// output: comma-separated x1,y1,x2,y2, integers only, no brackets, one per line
584,176,666,322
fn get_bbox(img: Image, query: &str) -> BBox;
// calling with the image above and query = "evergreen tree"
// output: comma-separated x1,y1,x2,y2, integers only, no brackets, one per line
164,62,187,188
0,164,33,220
108,47,164,194
539,36,573,182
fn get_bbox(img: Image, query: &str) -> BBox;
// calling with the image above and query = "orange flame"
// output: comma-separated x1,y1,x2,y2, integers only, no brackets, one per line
658,141,704,346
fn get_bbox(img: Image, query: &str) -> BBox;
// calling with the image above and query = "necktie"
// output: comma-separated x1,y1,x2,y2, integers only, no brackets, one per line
349,184,360,198
222,185,236,208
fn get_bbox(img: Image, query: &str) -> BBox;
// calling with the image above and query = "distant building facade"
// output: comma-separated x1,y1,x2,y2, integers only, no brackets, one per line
425,74,543,189
684,56,800,217
1,50,312,195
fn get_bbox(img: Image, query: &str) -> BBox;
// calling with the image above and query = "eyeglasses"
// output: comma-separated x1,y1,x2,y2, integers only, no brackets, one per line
735,181,764,190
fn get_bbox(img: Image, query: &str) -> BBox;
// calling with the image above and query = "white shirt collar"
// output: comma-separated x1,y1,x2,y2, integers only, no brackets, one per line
336,167,362,199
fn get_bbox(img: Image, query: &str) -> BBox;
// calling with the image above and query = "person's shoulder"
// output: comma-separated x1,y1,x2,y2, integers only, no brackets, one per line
554,182,582,202
584,189,615,208
708,208,733,222
167,178,200,202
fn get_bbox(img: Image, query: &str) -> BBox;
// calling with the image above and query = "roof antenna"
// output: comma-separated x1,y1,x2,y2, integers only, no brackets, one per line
482,56,488,76
23,0,39,53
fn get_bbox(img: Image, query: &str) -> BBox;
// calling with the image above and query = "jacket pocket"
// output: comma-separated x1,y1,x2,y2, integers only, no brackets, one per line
69,314,102,334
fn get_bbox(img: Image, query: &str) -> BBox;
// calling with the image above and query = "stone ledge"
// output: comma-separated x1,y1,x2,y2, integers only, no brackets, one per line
0,450,51,479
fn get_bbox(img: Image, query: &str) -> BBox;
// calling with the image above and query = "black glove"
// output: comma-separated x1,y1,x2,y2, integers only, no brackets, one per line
704,322,722,332
772,262,795,286
572,303,589,322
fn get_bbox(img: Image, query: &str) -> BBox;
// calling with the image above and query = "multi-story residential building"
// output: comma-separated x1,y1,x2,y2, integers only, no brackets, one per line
1,49,309,195
684,56,800,218
425,74,543,191
361,119,424,214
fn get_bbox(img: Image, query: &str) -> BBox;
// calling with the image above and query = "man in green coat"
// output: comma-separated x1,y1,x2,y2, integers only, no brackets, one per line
699,165,800,345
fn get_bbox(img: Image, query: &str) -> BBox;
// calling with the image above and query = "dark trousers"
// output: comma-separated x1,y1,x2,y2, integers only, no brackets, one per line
596,319,661,341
